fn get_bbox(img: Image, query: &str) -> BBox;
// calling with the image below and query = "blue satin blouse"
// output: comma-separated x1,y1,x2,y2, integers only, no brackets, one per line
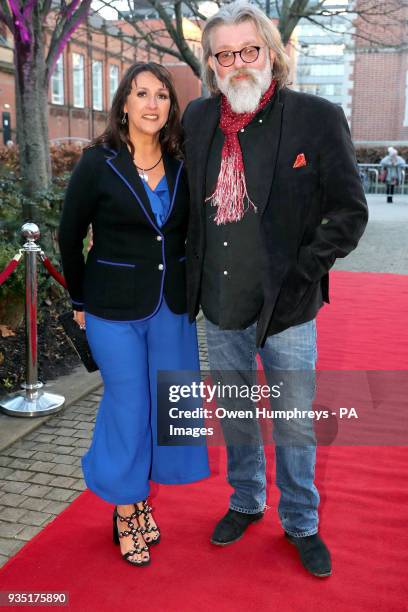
142,175,171,228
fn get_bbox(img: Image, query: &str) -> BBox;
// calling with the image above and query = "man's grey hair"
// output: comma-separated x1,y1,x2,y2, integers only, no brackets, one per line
201,0,290,95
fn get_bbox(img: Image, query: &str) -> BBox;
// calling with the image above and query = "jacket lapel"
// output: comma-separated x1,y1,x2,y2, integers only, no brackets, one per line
252,88,284,217
190,96,220,210
162,153,184,225
105,143,158,228
162,153,183,200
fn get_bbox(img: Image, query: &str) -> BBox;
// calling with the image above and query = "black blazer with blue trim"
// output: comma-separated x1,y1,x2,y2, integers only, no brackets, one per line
58,143,189,320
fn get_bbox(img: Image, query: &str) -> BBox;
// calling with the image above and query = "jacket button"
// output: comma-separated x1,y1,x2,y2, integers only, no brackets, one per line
158,264,164,271
156,235,162,241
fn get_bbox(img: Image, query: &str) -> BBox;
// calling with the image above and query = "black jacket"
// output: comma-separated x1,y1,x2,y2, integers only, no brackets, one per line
58,143,189,320
183,87,369,346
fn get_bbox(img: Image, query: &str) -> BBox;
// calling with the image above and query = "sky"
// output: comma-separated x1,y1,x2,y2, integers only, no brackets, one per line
91,0,220,21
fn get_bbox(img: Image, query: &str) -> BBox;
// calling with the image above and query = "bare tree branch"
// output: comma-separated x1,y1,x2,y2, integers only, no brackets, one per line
97,0,187,62
183,0,207,21
0,0,14,31
279,0,314,43
91,0,408,78
46,0,92,81
173,0,201,73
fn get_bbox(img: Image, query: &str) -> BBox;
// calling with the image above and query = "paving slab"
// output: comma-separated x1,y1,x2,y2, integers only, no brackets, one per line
0,366,102,453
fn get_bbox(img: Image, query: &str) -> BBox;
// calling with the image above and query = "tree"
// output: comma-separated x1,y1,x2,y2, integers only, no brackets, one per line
97,0,407,80
0,0,92,204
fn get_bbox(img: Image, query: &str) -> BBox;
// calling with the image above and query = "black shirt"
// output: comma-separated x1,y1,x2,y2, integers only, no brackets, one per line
201,99,275,329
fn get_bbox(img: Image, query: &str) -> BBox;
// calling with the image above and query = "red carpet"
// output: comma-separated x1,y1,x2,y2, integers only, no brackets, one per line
1,271,408,611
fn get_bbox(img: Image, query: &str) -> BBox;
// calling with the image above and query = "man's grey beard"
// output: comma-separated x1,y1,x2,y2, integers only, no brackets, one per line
215,58,273,114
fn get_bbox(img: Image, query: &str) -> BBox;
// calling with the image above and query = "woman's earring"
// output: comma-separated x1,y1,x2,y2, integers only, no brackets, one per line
121,112,128,125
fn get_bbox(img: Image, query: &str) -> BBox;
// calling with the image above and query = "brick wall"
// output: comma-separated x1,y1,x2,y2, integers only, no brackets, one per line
351,0,408,144
0,17,201,144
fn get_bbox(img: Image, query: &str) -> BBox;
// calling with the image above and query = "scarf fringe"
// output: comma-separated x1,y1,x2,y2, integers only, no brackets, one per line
206,154,257,225
206,80,277,225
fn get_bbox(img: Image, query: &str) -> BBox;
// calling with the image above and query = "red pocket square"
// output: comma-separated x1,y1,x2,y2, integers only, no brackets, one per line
293,153,307,168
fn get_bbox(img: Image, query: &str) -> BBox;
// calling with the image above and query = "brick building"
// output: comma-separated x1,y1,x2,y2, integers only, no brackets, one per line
1,2,407,148
349,0,408,146
293,0,408,147
0,13,202,146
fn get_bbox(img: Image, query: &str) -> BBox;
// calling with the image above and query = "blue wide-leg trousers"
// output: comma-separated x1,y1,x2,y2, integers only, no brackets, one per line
82,300,210,504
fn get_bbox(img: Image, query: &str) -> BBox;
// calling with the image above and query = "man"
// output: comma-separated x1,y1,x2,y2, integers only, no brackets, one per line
183,1,368,578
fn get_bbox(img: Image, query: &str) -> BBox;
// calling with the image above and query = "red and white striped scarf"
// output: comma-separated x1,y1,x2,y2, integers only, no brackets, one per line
207,79,277,225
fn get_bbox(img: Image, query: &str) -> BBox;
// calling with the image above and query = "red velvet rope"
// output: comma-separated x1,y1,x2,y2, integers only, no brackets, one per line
41,256,67,289
0,255,22,287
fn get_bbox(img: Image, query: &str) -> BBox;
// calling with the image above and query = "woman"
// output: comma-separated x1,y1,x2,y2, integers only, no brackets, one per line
380,147,406,203
59,62,210,566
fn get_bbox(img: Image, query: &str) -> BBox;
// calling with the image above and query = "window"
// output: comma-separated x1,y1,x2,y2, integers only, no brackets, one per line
305,44,344,56
311,64,343,77
92,60,103,111
298,24,324,37
109,64,119,105
299,83,343,97
72,53,85,108
298,22,348,37
298,63,344,77
51,54,64,105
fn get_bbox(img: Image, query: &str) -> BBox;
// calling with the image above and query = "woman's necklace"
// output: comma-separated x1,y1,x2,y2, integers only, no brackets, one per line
134,155,163,182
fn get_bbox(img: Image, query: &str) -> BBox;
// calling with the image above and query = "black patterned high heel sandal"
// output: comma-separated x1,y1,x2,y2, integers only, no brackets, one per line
135,500,161,545
112,507,150,566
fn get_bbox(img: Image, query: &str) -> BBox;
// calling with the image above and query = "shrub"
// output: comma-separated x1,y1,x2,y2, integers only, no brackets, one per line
0,242,25,328
0,142,83,177
50,143,83,176
0,173,69,327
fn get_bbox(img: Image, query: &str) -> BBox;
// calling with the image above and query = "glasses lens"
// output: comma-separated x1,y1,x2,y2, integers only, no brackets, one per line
241,46,259,63
217,51,234,67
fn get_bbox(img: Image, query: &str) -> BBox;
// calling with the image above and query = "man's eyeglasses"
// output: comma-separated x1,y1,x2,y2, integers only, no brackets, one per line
214,46,262,68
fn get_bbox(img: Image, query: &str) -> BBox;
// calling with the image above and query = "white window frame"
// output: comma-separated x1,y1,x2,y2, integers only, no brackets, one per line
51,54,64,105
72,53,85,108
92,60,103,111
109,64,119,105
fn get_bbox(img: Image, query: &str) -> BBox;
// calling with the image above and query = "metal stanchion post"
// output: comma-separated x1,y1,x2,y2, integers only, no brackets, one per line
0,223,65,416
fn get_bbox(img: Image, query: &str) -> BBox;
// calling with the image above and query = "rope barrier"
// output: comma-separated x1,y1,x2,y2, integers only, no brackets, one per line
39,252,67,289
0,223,65,417
0,250,67,290
0,252,22,287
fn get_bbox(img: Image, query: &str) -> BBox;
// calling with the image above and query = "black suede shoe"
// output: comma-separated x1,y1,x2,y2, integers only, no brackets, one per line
211,509,264,546
285,532,331,577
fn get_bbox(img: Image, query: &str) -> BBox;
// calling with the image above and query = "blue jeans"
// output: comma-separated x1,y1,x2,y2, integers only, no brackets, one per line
205,317,319,537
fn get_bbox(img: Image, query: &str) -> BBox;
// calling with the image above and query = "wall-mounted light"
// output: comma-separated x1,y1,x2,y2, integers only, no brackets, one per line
4,103,10,109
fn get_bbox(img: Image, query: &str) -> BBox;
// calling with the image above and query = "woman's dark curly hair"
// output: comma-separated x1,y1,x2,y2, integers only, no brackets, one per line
92,62,183,159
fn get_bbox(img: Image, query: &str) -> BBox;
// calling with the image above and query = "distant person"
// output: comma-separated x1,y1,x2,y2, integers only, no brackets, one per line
380,147,405,203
